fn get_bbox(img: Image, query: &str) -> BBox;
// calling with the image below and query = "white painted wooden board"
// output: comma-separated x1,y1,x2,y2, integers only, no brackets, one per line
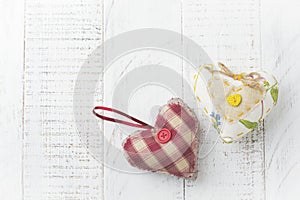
103,1,184,200
1,0,300,199
0,0,24,199
183,1,265,199
103,0,265,199
23,0,104,199
262,0,300,199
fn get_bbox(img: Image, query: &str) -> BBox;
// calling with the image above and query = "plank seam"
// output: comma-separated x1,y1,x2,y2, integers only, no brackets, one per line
258,0,267,199
22,0,27,199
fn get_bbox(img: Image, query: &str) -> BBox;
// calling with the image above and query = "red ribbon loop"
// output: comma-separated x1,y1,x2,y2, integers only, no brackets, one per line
93,106,153,129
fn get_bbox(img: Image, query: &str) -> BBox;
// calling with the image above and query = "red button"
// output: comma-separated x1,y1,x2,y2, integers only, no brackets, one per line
157,128,172,144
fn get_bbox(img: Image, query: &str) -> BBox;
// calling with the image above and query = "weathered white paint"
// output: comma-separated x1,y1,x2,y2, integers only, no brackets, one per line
183,1,265,199
103,0,265,199
23,0,104,199
103,0,184,200
0,0,24,199
0,0,299,199
262,0,300,199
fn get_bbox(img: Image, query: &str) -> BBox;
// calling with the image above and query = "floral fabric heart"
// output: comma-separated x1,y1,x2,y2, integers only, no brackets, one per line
194,62,278,143
123,98,199,178
209,78,265,123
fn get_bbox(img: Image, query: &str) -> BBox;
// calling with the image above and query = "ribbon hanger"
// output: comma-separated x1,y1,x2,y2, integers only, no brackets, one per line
93,106,154,129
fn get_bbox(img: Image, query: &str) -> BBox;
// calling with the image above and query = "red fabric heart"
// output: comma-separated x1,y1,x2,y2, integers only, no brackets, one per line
123,98,199,178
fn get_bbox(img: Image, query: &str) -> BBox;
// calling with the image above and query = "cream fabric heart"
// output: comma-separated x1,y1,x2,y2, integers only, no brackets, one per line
194,62,278,143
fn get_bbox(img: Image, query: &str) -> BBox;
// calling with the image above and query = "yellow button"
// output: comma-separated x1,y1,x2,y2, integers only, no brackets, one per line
227,94,242,107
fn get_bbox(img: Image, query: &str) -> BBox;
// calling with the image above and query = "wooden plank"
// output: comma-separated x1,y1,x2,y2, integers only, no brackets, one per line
0,0,24,199
261,0,300,199
103,0,184,199
183,0,265,199
23,0,104,199
20,0,300,199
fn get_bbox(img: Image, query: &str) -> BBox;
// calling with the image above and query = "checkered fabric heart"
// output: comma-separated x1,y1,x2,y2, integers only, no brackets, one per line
123,98,199,178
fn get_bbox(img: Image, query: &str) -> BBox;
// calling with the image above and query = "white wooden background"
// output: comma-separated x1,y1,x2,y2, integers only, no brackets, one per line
0,0,299,199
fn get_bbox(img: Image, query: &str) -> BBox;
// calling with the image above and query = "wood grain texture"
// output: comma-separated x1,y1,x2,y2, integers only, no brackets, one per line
103,0,184,200
1,0,299,199
102,0,265,200
262,0,300,199
183,0,265,199
0,0,24,199
23,0,103,199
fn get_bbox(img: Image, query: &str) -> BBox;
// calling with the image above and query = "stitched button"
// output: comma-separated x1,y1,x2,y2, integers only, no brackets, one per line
157,128,172,144
227,94,242,107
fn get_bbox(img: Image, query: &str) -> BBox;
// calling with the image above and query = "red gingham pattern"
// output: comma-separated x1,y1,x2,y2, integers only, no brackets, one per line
123,98,199,178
